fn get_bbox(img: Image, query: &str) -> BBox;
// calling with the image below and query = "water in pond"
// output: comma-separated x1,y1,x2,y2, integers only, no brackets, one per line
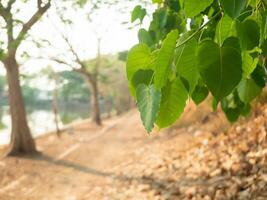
0,105,89,145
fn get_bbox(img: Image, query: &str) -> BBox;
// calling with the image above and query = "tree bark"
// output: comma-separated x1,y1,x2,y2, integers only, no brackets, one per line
85,76,101,126
105,97,112,118
52,83,60,137
3,56,37,156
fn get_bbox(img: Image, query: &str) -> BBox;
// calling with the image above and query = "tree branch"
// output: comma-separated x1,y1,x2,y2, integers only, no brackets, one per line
49,10,88,71
60,32,87,70
48,6,95,83
13,0,51,49
49,56,94,82
176,11,222,48
39,56,84,73
0,4,8,21
7,0,16,11
0,3,7,19
0,2,15,50
38,0,42,9
55,29,93,79
50,57,74,68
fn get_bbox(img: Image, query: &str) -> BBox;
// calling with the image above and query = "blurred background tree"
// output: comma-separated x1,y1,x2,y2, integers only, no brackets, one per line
0,0,144,156
0,0,51,155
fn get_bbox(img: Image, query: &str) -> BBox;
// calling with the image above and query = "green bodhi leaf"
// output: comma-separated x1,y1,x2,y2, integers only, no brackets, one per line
152,0,163,3
221,92,251,122
138,29,154,47
175,34,199,94
126,44,153,97
251,65,267,88
192,84,209,105
184,0,213,17
221,0,247,19
237,78,262,103
236,19,260,50
242,51,259,78
127,43,152,81
131,5,146,23
128,0,266,132
197,37,242,101
131,69,154,91
154,30,179,89
136,84,161,133
156,77,188,128
216,14,234,46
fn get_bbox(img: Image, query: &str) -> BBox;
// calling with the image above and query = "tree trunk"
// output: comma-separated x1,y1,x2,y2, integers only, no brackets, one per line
105,97,112,118
3,56,37,156
85,76,101,126
52,84,60,137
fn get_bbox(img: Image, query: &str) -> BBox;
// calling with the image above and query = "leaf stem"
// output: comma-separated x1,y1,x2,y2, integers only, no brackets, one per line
148,11,222,87
149,72,155,86
176,11,222,48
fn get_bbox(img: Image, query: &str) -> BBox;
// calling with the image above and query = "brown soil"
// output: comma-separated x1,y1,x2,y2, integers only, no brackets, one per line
0,101,266,200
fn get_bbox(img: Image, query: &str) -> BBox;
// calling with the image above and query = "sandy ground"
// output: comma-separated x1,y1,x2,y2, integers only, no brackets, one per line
0,110,170,200
0,102,230,200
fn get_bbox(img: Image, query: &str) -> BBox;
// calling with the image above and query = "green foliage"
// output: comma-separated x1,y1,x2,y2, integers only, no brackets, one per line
118,51,128,61
192,82,209,105
0,75,5,94
152,0,163,3
138,29,154,47
221,92,251,122
0,75,7,107
154,30,179,89
136,84,161,133
197,37,242,100
221,0,247,19
59,71,90,102
131,5,146,23
216,15,234,46
22,84,40,106
237,78,262,103
127,0,267,132
156,77,188,128
127,43,154,96
236,19,260,50
184,0,213,17
242,51,259,78
175,34,199,94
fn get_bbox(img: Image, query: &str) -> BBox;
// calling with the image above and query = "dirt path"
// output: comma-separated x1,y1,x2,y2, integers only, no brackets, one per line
0,110,194,200
0,100,236,200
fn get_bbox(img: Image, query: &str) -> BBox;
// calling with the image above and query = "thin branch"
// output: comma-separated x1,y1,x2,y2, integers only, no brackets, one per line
48,4,95,83
13,0,51,49
50,56,94,82
59,31,87,69
36,55,92,81
0,2,15,48
49,4,89,71
0,3,9,25
94,37,101,77
0,3,7,19
7,0,16,11
52,1,99,86
51,23,91,73
50,57,74,68
38,0,42,9
35,56,77,71
176,11,222,48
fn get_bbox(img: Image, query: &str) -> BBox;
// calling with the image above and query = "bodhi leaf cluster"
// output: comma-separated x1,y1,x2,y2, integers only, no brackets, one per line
127,0,267,133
